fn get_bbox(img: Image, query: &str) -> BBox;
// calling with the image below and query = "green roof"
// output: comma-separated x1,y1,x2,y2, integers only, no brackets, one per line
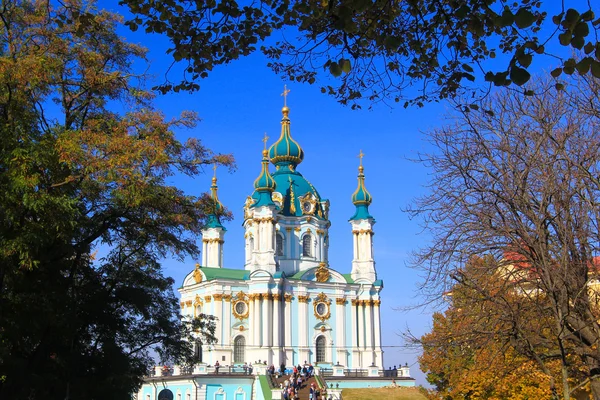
201,267,250,281
341,273,354,284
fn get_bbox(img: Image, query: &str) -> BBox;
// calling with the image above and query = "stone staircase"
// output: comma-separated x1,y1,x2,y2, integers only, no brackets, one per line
273,374,322,399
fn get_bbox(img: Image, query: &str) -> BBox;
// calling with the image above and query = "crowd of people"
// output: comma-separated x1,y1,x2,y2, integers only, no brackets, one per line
278,363,322,400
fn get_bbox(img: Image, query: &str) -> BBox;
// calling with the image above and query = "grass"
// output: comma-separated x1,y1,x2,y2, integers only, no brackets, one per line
341,387,427,400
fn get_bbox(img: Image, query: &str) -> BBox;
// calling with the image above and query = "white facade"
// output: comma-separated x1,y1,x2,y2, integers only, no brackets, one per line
179,105,383,371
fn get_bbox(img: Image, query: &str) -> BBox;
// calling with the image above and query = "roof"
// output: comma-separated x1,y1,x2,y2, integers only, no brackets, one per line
201,267,250,281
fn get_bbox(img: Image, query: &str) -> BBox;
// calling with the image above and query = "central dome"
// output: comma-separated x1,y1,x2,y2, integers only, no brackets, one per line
268,107,304,167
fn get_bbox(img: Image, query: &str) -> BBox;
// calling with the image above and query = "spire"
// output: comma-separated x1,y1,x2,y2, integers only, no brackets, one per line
350,150,373,221
253,135,277,207
206,164,225,229
269,86,304,168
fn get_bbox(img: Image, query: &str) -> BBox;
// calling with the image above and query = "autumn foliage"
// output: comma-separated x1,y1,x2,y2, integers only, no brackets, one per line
0,1,232,398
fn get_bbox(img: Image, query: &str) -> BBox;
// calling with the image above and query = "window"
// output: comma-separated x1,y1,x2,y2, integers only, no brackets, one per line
194,339,202,362
276,234,284,256
302,235,312,257
316,336,326,363
234,335,246,363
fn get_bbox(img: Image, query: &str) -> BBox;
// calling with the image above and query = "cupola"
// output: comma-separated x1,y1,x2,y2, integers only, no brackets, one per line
268,105,304,168
350,151,373,221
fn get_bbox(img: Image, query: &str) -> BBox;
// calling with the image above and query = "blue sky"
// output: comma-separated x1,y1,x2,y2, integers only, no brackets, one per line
99,0,588,386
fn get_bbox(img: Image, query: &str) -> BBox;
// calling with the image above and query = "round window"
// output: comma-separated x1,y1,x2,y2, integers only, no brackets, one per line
303,201,311,213
316,302,327,316
235,301,247,315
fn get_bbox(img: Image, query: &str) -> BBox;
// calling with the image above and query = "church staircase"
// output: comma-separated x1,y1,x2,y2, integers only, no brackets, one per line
273,374,323,399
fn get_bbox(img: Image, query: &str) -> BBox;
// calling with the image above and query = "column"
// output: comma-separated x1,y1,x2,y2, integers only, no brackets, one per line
365,300,374,367
214,295,223,345
253,294,261,348
262,293,270,348
249,294,256,348
273,294,281,347
202,239,208,265
351,299,358,347
223,295,232,350
284,294,293,347
373,300,381,348
373,299,383,367
298,295,309,362
357,300,365,351
335,298,346,363
352,232,358,260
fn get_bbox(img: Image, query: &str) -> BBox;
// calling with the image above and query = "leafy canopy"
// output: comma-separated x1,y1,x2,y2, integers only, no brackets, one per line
117,0,600,108
0,0,231,398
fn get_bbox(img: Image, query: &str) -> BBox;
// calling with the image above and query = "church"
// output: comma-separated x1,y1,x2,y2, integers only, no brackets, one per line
179,99,384,371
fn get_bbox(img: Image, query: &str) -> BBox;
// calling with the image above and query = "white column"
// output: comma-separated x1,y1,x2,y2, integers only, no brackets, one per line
254,295,261,348
262,293,270,348
365,301,373,350
373,300,381,348
335,299,346,362
352,232,358,260
299,297,308,348
224,296,232,349
273,294,281,347
357,300,365,350
285,295,292,347
202,240,208,265
214,296,223,345
351,300,358,347
249,295,255,347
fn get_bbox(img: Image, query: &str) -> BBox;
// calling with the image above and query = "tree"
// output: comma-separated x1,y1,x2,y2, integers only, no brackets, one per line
408,75,600,398
417,256,579,400
0,0,231,398
116,0,600,108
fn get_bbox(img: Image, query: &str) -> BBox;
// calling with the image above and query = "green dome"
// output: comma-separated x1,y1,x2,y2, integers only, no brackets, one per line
271,167,326,218
254,150,276,191
268,107,304,167
206,174,225,229
350,165,374,221
252,149,277,208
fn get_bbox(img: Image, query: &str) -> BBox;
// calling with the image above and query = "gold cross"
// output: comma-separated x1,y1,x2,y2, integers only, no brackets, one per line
262,132,269,150
358,149,365,166
213,163,217,178
281,84,290,107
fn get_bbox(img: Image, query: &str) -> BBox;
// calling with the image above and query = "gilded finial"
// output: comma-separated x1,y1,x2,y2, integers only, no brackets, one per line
281,85,290,107
357,150,365,173
212,164,217,184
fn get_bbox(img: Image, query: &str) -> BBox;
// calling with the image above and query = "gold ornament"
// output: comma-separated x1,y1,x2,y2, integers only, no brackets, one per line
232,291,250,320
315,262,330,283
193,263,203,284
313,292,331,322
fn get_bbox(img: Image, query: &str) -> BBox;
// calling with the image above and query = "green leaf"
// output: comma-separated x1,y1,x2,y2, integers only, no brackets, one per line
550,67,563,78
340,58,351,74
329,62,342,77
558,32,572,46
581,10,595,21
584,42,595,54
552,13,564,25
518,53,533,68
510,66,531,85
515,8,537,29
555,83,565,90
574,22,590,38
591,61,600,79
576,57,592,74
501,9,514,26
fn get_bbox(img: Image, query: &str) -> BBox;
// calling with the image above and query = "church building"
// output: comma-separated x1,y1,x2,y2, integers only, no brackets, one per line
179,101,384,371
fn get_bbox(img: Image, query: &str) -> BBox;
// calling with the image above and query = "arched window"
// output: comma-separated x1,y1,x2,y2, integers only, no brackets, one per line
194,339,203,362
316,336,326,363
302,235,312,257
276,234,284,256
234,335,246,363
